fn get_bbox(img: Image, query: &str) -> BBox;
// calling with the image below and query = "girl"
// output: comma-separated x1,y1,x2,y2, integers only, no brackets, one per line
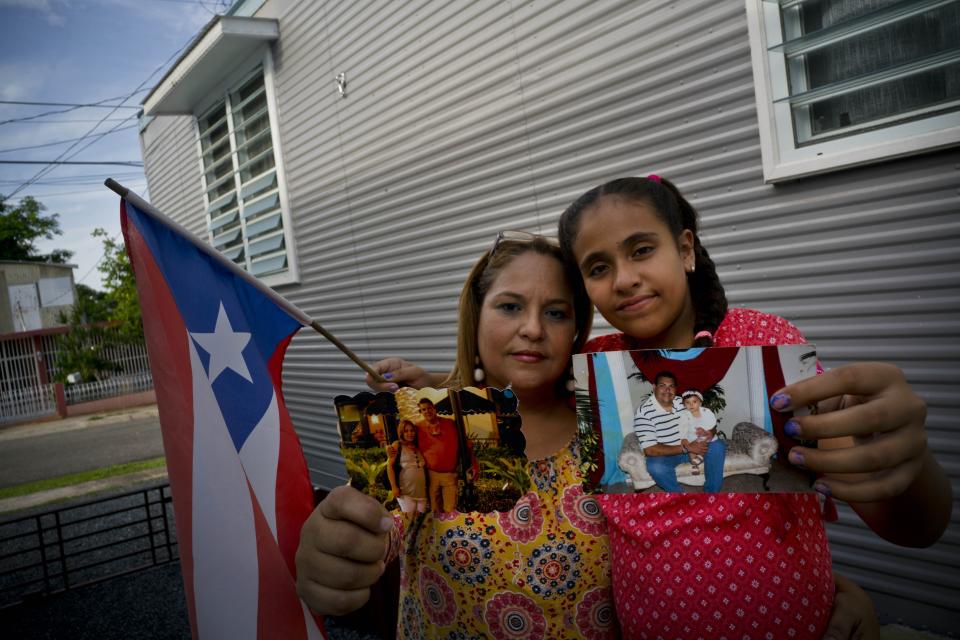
387,419,428,514
677,388,715,475
558,175,951,637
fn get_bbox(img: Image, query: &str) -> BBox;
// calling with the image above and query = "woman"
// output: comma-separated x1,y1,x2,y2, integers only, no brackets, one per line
295,232,879,639
387,420,427,514
298,233,617,638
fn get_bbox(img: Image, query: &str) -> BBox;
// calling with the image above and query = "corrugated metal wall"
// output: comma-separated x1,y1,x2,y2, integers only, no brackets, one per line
139,115,207,237
140,0,959,632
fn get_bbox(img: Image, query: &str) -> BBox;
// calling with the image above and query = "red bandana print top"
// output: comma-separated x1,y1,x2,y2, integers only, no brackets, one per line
582,308,834,640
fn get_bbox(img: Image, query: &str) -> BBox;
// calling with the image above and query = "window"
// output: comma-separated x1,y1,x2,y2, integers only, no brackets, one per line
747,0,960,182
196,62,296,283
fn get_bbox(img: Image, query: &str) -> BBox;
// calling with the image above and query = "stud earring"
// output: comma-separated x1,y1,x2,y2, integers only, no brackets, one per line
473,356,485,383
565,369,576,393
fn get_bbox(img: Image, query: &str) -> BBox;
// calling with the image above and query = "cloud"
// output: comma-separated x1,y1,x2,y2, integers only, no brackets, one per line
0,61,48,101
0,0,67,26
93,0,214,36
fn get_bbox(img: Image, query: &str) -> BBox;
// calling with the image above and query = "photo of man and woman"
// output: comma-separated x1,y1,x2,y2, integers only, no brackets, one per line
572,344,819,494
334,386,529,514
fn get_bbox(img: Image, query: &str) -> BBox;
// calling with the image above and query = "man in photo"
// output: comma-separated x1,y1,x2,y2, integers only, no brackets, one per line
633,371,727,492
415,397,465,512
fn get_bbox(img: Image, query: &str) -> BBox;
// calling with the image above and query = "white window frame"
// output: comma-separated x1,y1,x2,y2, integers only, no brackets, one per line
192,47,299,287
746,0,960,183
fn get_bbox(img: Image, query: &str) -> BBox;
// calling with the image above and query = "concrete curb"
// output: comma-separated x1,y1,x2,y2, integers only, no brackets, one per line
0,405,160,444
0,468,169,516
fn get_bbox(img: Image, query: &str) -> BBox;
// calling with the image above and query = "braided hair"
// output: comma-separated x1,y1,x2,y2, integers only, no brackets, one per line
558,176,727,347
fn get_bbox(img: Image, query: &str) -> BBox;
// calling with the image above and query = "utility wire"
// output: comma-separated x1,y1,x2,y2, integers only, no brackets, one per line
0,94,146,126
16,183,147,199
0,100,142,109
0,124,138,154
0,160,144,166
2,118,137,124
6,36,195,200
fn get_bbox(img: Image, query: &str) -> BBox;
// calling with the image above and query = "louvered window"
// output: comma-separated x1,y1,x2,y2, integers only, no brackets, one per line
747,0,960,181
197,67,291,279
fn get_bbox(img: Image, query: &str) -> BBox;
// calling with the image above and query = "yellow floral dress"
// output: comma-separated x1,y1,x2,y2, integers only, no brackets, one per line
396,438,618,639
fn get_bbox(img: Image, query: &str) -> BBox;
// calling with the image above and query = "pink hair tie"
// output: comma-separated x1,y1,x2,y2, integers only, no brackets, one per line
647,174,662,183
694,330,713,342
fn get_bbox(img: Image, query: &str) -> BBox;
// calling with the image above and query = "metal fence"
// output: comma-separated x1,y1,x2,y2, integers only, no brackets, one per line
0,385,57,425
0,325,154,424
0,483,177,609
63,372,154,406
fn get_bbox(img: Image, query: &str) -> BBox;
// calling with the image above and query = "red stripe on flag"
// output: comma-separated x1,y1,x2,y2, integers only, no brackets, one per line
249,477,322,640
121,202,199,637
266,337,317,577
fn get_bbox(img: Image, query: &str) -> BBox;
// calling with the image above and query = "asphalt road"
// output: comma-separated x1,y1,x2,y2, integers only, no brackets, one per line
0,413,164,487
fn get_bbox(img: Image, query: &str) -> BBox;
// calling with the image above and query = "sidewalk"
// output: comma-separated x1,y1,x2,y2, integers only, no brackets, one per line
0,404,159,443
0,467,169,516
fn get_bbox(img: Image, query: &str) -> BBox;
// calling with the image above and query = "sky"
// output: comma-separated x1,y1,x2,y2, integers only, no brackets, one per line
0,0,230,290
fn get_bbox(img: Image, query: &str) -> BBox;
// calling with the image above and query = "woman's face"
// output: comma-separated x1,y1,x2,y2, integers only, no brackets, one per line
401,422,416,442
476,251,577,396
571,196,695,348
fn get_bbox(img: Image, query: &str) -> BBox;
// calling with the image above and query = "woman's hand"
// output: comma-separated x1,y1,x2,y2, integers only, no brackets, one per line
823,572,879,639
364,357,440,392
771,362,951,546
295,486,394,616
770,362,928,502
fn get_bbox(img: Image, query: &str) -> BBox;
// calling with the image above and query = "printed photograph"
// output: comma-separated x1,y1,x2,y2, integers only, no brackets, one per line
334,386,529,514
572,345,818,494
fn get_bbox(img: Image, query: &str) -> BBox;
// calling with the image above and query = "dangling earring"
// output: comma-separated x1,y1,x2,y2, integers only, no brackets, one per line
473,356,485,383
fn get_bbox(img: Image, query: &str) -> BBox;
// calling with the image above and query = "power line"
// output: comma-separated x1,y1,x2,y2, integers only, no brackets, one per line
0,172,143,186
6,36,195,200
0,94,144,126
0,100,141,109
0,160,143,166
12,183,147,199
0,124,138,154
2,118,137,124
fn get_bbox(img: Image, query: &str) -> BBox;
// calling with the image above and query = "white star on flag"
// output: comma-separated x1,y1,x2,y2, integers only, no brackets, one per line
190,302,253,383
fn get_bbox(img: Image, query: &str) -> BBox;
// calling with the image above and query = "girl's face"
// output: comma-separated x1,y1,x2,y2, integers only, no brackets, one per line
477,252,577,396
401,422,416,442
571,196,696,347
683,395,702,412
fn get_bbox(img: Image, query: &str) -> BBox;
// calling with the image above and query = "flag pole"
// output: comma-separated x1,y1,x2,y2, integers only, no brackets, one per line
105,178,387,384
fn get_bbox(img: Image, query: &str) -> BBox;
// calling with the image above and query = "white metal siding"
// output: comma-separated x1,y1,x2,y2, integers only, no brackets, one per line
140,0,960,632
140,115,207,237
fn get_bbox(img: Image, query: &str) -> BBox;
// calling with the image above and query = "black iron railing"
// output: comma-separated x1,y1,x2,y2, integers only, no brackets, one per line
0,483,177,608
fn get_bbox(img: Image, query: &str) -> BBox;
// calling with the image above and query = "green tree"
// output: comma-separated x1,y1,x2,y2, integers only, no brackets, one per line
75,283,113,323
55,289,121,383
0,196,73,263
92,228,142,342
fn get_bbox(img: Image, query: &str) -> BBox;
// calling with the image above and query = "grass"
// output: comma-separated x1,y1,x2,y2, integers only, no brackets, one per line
0,457,167,500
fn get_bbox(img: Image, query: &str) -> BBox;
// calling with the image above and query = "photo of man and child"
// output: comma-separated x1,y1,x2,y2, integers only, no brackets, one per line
335,386,529,514
573,344,818,494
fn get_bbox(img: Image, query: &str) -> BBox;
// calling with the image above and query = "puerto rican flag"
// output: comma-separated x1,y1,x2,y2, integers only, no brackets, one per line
120,197,325,640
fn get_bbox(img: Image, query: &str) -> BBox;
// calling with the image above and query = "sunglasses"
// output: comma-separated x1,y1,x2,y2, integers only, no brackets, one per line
490,230,560,256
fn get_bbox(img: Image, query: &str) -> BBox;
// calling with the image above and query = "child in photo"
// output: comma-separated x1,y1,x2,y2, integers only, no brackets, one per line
386,419,427,513
677,389,716,475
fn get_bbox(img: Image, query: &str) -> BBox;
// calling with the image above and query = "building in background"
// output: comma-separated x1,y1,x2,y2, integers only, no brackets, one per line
137,0,960,632
0,260,76,334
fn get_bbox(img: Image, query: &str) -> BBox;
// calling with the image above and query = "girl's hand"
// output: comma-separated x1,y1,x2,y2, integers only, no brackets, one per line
364,358,438,392
295,486,394,615
823,572,880,640
770,362,927,502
